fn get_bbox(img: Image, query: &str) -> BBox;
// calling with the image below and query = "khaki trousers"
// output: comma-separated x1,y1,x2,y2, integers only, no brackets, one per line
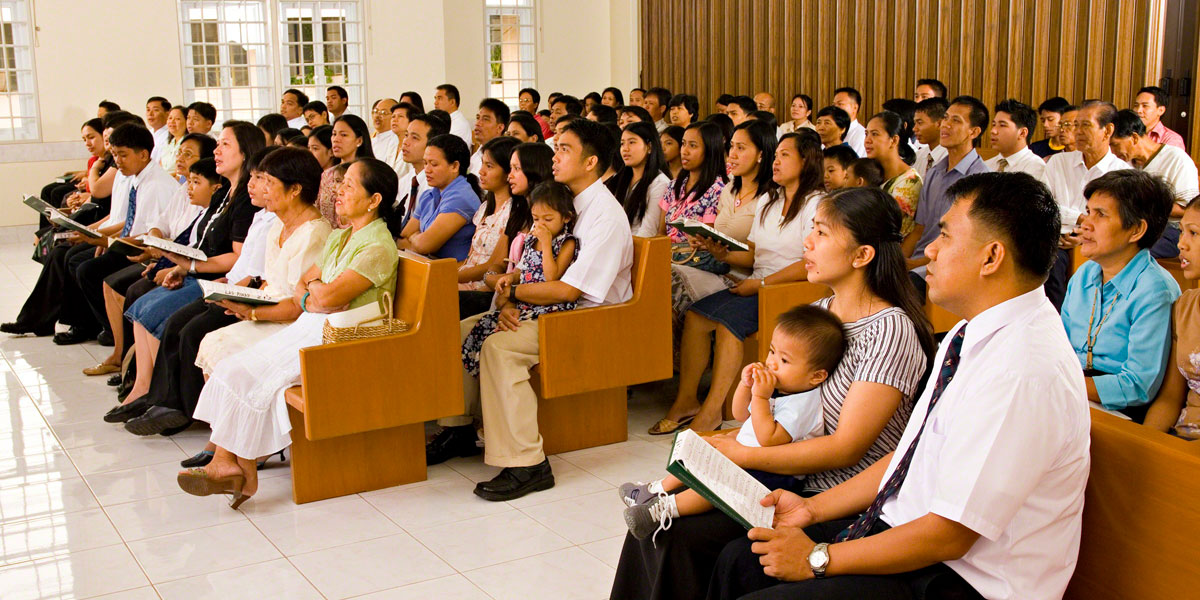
438,313,545,467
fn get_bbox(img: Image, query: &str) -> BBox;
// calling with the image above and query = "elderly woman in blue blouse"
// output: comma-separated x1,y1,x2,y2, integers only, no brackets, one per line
1061,169,1180,422
397,133,482,259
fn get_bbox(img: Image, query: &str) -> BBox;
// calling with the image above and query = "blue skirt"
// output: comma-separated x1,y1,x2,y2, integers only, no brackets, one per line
125,277,203,339
688,289,758,341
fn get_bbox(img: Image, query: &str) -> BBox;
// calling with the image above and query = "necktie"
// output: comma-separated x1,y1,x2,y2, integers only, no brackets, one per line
835,325,968,542
997,158,1008,172
925,153,934,174
399,177,419,231
121,185,138,237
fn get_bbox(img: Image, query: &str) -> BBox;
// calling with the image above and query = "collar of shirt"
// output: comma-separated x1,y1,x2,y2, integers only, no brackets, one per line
429,175,470,204
1078,248,1157,298
1149,120,1167,140
1065,149,1127,175
573,177,608,216
937,148,982,176
956,287,1051,360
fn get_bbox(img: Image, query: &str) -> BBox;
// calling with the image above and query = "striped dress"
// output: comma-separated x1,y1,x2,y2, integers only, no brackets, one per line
803,296,928,493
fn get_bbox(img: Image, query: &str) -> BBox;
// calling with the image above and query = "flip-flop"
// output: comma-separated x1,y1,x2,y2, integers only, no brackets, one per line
647,415,695,435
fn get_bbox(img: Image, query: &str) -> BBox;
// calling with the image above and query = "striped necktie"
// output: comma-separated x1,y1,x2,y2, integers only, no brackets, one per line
120,185,138,237
997,158,1008,172
835,325,967,541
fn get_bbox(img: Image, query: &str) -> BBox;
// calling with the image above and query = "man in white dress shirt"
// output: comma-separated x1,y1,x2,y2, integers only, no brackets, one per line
394,113,447,229
279,89,309,129
145,97,171,160
325,86,349,120
434,84,473,145
983,99,1046,181
644,87,671,132
185,102,216,138
1109,108,1200,258
833,87,867,156
913,97,949,178
369,98,398,163
712,171,1089,600
380,102,418,178
433,119,633,502
469,98,510,175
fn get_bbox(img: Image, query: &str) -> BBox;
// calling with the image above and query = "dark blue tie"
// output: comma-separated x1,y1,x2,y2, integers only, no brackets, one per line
836,325,967,541
121,185,138,237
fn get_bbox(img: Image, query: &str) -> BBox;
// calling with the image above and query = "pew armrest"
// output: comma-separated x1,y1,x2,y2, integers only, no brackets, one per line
755,282,830,361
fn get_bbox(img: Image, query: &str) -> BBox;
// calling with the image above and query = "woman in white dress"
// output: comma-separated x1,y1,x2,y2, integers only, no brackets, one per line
178,158,400,508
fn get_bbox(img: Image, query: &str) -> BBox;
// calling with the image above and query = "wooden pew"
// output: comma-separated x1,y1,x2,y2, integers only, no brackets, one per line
1064,409,1200,599
924,299,961,335
282,252,463,504
533,236,673,455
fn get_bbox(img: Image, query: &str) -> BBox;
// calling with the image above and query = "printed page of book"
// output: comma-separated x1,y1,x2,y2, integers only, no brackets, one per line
140,235,208,261
671,430,774,529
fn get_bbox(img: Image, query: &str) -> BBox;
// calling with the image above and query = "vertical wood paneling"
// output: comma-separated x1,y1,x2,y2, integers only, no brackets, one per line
641,0,1161,145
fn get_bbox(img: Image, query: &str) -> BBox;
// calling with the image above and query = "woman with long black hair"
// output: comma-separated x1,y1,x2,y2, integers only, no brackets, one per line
607,121,671,237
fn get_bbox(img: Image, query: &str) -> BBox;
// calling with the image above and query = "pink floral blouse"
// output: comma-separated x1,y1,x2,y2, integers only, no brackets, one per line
458,199,513,291
658,172,727,243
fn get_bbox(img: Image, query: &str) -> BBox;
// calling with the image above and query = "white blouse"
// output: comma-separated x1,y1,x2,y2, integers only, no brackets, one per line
261,217,333,297
747,190,821,279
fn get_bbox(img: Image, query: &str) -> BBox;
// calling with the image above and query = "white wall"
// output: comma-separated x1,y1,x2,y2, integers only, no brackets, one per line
0,0,637,226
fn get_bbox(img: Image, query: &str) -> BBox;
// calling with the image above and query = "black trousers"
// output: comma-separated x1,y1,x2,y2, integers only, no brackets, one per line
1150,225,1181,259
611,510,748,600
458,290,494,320
146,300,237,418
75,250,136,331
707,519,983,600
62,243,103,331
13,242,95,331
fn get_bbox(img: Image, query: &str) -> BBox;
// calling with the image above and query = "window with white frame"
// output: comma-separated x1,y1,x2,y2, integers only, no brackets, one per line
278,1,364,117
0,0,37,141
484,0,535,107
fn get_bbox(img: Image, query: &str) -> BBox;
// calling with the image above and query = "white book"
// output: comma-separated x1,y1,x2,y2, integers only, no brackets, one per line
49,214,103,238
666,429,775,530
23,194,62,218
198,280,284,306
140,235,208,261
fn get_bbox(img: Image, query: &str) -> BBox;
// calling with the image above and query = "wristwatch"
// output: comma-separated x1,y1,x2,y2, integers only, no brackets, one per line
807,542,830,578
509,283,519,304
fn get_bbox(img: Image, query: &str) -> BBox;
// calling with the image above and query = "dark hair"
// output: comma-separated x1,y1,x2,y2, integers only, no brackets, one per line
351,157,401,235
392,101,423,120
775,304,847,374
791,93,813,113
508,142,555,238
257,146,323,205
646,87,672,107
868,110,916,164
283,88,309,106
602,87,624,106
1037,96,1071,114
1062,104,1079,114
915,97,949,121
1137,85,1169,108
749,110,778,128
109,123,155,154
823,144,858,168
146,96,171,112
1080,99,1119,130
547,92,563,105
552,95,583,115
555,113,585,128
1112,109,1148,138
833,87,862,107
98,100,121,112
307,125,336,164
603,121,623,171
620,105,653,123
334,114,374,158
179,132,217,160
729,95,757,114
947,172,1060,278
436,84,460,106
766,132,824,226
915,78,947,98
714,94,735,107
188,157,221,184
561,118,617,174
102,110,143,131
427,133,483,198
519,87,541,105
257,113,288,139
816,106,850,138
880,100,917,163
479,136,519,217
274,127,304,144
994,99,1038,142
411,112,451,140
819,187,935,362
82,117,104,135
848,158,885,187
303,100,328,115
528,181,578,229
1083,169,1174,250
672,121,727,199
589,104,618,124
668,94,699,121
225,121,269,200
583,91,603,107
731,119,778,197
478,98,511,126
631,87,647,96
246,146,279,176
507,111,545,142
949,95,989,147
399,91,424,112
706,113,735,149
187,101,217,122
327,85,348,99
607,121,670,226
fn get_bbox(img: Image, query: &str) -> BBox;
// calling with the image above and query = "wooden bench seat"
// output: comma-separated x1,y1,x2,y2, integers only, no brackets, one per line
533,236,672,455
283,251,463,504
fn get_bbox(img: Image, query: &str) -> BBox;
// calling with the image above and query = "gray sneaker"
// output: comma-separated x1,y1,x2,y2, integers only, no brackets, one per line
618,481,656,507
624,493,674,543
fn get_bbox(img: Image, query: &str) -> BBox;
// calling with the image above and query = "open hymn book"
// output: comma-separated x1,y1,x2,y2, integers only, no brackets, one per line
140,236,208,261
667,429,774,530
198,280,285,306
666,218,751,252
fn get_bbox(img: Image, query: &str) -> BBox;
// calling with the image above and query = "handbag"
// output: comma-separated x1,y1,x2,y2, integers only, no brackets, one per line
671,242,731,275
321,292,410,344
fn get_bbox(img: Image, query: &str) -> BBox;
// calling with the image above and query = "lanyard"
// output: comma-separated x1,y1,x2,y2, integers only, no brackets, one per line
1085,286,1121,370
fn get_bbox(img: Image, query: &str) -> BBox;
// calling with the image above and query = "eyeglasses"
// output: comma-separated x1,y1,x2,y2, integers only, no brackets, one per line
373,109,391,116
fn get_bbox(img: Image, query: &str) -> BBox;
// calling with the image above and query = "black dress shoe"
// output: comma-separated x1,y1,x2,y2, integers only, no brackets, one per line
53,327,95,345
181,450,214,468
97,330,114,347
0,322,54,336
103,396,152,423
124,406,191,435
473,459,554,501
425,425,481,465
107,374,122,387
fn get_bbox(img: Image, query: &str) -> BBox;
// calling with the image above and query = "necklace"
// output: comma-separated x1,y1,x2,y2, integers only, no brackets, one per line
1085,286,1121,370
735,185,757,208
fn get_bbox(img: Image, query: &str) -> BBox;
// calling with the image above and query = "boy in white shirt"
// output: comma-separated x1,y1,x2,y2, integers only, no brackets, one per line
619,306,846,540
984,99,1047,182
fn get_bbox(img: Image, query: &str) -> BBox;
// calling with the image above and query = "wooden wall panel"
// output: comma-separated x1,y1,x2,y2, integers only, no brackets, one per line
640,0,1160,144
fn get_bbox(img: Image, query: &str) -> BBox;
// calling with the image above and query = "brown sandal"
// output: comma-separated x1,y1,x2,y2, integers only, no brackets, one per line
647,415,695,435
177,468,251,509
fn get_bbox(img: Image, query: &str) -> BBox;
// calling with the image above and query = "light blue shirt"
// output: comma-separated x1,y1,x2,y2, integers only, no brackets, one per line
1061,249,1180,409
412,175,479,261
911,149,990,259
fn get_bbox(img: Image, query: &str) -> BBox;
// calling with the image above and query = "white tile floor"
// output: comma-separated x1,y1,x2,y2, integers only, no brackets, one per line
0,225,690,599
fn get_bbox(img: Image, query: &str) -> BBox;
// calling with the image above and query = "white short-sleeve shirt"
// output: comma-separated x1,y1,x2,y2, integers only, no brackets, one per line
449,110,473,145
914,144,948,178
1144,143,1200,208
735,388,824,448
879,288,1090,600
558,178,633,307
1043,149,1130,231
844,120,867,157
226,210,280,283
983,146,1047,183
631,172,670,238
746,191,820,279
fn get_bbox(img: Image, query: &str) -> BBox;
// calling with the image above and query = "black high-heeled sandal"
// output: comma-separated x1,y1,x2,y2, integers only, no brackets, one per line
256,448,287,470
181,450,214,468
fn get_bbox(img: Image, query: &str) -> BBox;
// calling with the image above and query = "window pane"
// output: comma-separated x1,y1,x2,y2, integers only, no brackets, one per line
0,1,36,140
484,2,536,107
